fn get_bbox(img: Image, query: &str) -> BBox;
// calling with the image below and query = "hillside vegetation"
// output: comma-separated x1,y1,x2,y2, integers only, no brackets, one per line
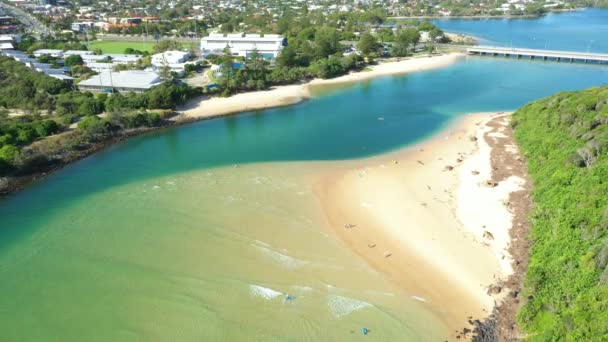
0,56,196,177
513,86,608,340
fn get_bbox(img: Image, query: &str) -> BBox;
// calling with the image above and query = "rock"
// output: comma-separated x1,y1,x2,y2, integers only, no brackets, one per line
469,136,478,142
483,180,498,187
456,157,463,163
483,231,494,240
487,284,502,294
444,165,454,171
471,170,480,175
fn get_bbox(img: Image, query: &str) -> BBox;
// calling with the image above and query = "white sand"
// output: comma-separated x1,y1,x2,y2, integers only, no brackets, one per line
177,53,464,120
457,114,525,277
313,112,523,334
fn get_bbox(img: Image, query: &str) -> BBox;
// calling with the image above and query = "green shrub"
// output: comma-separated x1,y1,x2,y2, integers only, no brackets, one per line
514,86,608,340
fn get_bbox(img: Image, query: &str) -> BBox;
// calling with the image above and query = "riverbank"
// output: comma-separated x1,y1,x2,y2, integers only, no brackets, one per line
0,120,187,197
177,53,464,120
312,112,529,338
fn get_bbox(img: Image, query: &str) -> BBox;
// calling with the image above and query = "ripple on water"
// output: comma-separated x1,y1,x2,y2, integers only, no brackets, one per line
251,240,311,269
249,285,283,300
327,295,373,318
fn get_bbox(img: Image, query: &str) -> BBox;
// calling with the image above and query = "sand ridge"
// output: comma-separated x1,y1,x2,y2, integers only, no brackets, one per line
312,112,521,337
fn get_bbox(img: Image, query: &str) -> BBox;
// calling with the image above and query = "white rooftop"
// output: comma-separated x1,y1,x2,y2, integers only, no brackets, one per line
64,50,95,56
78,70,161,90
33,49,63,55
50,74,74,81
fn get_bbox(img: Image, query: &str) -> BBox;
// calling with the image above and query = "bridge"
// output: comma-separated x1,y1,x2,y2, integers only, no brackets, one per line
467,46,608,64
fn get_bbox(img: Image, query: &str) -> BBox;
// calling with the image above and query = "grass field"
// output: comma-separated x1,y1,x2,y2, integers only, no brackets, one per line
87,41,155,54
87,40,199,54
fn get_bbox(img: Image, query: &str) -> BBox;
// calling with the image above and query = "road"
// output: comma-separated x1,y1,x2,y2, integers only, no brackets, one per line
0,1,52,36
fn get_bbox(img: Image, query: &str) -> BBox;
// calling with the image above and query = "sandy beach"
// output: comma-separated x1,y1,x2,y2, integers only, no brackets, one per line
312,112,526,337
177,53,464,120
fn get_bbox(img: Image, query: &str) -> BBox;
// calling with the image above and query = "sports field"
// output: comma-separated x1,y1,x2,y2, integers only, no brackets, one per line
87,41,155,54
87,40,199,54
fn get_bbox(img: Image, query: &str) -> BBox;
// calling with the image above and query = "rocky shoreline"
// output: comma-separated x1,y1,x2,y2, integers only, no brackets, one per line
458,115,533,341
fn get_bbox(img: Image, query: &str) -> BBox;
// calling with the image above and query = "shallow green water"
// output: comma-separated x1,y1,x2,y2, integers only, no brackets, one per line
1,57,607,340
0,163,446,341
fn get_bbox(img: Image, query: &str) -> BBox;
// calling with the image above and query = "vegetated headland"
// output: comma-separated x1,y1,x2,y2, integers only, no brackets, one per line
312,85,608,341
469,86,608,341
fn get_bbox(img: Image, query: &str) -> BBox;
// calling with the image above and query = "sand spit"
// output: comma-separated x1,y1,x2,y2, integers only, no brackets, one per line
313,112,524,338
177,53,464,120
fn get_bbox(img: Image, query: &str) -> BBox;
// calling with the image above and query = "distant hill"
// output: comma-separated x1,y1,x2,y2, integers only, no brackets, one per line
513,86,608,340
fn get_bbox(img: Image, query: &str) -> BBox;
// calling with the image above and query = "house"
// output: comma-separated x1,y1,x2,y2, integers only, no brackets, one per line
77,70,161,93
0,16,13,25
200,33,286,58
71,21,94,32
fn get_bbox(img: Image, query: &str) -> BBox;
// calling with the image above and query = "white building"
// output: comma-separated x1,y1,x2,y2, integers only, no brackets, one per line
151,50,190,66
63,50,95,57
77,70,161,93
33,49,64,57
200,33,286,58
80,53,142,72
151,50,193,74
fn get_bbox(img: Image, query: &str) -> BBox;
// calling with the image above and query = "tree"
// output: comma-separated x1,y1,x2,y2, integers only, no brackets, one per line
276,44,297,68
152,40,182,54
159,62,174,83
220,22,234,33
219,46,235,77
64,54,84,67
37,54,55,64
313,27,341,60
426,42,437,55
78,115,110,137
0,144,19,164
357,31,380,57
392,28,420,57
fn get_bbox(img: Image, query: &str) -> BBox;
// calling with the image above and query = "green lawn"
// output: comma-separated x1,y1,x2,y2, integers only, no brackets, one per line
87,40,199,54
87,41,155,54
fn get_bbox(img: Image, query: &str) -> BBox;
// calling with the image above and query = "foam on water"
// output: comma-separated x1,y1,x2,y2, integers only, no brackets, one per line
411,296,427,303
249,285,283,300
252,241,310,269
328,295,373,318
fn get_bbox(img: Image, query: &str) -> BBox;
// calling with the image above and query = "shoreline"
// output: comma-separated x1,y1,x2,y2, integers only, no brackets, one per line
176,53,464,120
387,8,582,20
0,53,464,199
311,112,528,338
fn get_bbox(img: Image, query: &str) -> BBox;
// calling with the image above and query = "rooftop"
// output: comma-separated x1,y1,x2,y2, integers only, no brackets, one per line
78,70,161,90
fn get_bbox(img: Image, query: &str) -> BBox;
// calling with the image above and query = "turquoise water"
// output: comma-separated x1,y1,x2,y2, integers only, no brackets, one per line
1,24,608,341
433,8,608,52
3,58,607,244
